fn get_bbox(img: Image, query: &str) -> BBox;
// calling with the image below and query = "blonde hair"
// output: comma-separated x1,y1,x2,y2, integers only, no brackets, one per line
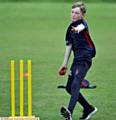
72,1,86,15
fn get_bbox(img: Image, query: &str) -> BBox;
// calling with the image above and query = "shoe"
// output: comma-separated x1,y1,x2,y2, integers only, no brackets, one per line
60,106,72,120
80,107,98,120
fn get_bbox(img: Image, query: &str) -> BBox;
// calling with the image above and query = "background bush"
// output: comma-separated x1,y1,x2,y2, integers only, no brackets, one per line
0,0,116,2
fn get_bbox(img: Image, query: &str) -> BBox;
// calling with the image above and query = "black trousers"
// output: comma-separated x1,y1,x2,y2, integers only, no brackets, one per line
66,60,92,114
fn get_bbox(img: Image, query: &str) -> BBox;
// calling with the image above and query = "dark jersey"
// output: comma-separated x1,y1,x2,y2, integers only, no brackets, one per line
65,19,96,62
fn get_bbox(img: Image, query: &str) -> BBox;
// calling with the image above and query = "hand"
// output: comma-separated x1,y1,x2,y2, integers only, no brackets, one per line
58,64,67,76
71,26,78,32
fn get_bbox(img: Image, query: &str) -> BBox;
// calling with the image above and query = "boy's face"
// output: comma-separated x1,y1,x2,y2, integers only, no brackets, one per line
71,7,83,22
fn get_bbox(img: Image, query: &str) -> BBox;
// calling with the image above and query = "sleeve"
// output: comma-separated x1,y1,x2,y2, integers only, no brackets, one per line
65,26,72,45
83,20,89,31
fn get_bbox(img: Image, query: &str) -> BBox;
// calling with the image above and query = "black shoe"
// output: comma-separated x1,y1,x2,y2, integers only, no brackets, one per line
80,107,98,120
60,106,72,120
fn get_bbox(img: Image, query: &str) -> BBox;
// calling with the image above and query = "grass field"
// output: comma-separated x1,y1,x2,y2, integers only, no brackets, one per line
0,2,116,120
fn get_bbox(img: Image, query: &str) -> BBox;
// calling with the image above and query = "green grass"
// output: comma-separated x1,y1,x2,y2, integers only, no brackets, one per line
0,2,116,120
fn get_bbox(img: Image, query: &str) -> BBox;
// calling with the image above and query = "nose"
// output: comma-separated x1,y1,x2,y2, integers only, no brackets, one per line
72,12,75,18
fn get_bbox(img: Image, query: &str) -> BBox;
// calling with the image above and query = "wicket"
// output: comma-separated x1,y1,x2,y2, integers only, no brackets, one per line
9,60,39,120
